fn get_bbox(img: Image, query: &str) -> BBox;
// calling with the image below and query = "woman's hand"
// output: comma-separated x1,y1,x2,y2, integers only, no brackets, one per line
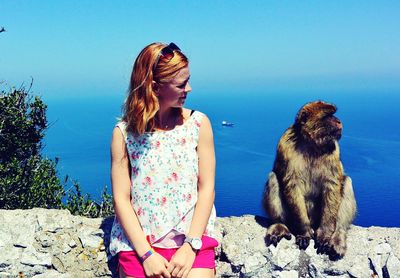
142,252,171,278
167,243,196,278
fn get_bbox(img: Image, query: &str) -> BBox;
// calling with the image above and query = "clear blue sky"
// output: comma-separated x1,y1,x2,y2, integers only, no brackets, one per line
1,1,399,98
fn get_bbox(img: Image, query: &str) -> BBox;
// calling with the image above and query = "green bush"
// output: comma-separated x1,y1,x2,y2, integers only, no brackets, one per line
65,178,114,218
0,85,114,217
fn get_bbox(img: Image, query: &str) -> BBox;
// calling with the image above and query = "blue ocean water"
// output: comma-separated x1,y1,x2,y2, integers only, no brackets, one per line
44,90,400,227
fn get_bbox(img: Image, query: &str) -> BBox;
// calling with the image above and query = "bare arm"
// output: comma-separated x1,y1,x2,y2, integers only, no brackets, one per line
187,115,216,238
111,127,151,255
111,127,170,277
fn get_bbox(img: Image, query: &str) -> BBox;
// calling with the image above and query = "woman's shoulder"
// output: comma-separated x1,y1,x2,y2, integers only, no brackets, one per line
115,119,127,128
183,108,207,121
182,108,212,136
114,119,128,140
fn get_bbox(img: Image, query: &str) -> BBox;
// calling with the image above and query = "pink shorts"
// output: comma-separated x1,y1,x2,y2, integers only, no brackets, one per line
118,236,218,277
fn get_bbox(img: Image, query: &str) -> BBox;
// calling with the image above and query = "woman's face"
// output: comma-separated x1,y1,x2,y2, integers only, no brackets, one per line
156,66,191,109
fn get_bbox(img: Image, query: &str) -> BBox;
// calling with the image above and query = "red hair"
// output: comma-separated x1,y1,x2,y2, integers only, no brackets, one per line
123,43,189,135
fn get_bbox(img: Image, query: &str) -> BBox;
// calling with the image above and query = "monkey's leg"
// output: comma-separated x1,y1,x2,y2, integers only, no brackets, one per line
327,176,357,260
315,179,342,255
283,180,314,250
264,172,292,246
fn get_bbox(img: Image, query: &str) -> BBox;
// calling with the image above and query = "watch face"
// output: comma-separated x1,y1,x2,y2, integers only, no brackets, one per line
192,238,202,250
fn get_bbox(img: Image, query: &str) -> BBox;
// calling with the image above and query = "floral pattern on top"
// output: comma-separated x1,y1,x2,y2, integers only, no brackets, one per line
109,111,217,256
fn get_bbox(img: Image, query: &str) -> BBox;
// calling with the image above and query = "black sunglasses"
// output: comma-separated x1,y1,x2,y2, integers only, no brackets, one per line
153,42,181,71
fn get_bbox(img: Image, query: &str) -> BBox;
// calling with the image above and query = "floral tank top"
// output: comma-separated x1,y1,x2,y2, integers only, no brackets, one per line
109,111,217,256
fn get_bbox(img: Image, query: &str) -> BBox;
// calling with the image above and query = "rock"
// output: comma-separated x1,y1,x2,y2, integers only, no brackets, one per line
375,242,392,254
20,246,52,267
278,270,298,278
32,270,72,277
0,246,20,270
216,261,234,277
0,228,12,249
68,239,77,248
78,234,103,249
0,209,400,277
52,256,66,273
347,258,373,277
386,253,400,277
62,243,72,254
270,238,300,269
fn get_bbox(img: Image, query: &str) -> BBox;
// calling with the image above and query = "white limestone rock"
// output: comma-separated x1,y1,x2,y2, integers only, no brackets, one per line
242,252,268,275
278,270,298,278
0,246,21,271
20,246,52,267
68,239,77,248
32,270,72,278
270,238,300,269
1,209,400,278
78,234,104,249
386,253,400,277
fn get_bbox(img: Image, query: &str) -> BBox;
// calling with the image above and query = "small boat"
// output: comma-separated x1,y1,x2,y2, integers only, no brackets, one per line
221,120,234,127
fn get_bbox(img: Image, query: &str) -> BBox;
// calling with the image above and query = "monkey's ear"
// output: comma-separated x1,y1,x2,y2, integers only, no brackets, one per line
296,109,309,124
326,104,337,114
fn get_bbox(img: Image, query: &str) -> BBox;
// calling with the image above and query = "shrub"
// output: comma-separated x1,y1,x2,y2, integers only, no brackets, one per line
64,177,114,218
0,84,113,217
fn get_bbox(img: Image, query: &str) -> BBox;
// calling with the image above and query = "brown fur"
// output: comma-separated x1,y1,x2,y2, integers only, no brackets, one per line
263,101,356,260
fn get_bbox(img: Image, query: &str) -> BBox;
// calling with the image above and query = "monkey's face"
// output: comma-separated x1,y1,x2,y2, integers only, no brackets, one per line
295,101,342,147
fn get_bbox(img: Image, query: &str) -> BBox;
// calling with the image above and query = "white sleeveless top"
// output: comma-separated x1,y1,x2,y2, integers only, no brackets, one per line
109,111,216,256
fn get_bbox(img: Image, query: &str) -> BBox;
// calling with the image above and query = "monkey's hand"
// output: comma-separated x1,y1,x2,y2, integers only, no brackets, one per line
314,226,335,255
295,226,313,250
265,223,292,247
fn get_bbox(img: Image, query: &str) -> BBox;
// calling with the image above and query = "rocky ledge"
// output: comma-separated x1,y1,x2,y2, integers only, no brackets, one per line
0,209,399,278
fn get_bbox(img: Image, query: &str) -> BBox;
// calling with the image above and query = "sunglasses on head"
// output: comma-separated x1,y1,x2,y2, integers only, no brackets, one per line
153,42,181,71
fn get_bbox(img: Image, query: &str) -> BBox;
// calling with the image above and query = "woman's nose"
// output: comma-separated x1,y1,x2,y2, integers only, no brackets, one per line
185,82,192,93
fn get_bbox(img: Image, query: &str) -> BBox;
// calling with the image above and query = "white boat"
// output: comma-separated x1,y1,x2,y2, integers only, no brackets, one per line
222,120,234,127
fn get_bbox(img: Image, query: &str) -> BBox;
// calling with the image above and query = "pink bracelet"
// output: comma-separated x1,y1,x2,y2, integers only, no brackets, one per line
139,248,154,263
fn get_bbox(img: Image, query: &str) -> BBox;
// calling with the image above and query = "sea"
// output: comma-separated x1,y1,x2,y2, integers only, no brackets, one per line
44,90,400,227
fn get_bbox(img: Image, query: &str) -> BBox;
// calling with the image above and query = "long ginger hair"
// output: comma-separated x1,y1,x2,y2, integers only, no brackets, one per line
123,43,189,135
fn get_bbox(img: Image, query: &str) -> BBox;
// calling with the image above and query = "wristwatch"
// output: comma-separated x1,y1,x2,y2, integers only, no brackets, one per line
184,236,202,251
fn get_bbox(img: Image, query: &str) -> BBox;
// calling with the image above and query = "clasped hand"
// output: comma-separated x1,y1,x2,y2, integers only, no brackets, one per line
168,243,196,278
143,244,195,278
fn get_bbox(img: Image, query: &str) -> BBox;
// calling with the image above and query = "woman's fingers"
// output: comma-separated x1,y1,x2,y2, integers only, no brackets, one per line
176,267,186,278
171,264,182,277
182,268,190,278
161,268,171,278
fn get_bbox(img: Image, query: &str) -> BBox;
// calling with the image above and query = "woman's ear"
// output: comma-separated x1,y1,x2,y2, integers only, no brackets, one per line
152,81,159,95
152,81,158,90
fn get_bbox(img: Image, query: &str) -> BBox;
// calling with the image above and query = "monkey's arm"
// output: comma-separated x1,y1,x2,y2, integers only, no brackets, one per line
318,179,342,234
314,178,343,255
283,179,315,249
282,180,312,235
274,139,313,235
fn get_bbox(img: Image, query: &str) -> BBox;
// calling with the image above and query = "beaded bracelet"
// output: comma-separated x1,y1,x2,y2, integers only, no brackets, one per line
139,248,155,263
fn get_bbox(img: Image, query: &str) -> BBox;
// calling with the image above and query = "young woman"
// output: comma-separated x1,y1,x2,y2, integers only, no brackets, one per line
109,42,218,278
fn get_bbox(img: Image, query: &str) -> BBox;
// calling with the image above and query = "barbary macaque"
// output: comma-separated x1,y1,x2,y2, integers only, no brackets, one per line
263,101,356,260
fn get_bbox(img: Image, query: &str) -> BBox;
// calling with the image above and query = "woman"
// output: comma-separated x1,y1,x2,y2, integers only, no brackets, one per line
109,42,218,278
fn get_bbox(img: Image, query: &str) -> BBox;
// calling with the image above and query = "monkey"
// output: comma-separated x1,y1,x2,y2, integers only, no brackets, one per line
263,100,356,260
